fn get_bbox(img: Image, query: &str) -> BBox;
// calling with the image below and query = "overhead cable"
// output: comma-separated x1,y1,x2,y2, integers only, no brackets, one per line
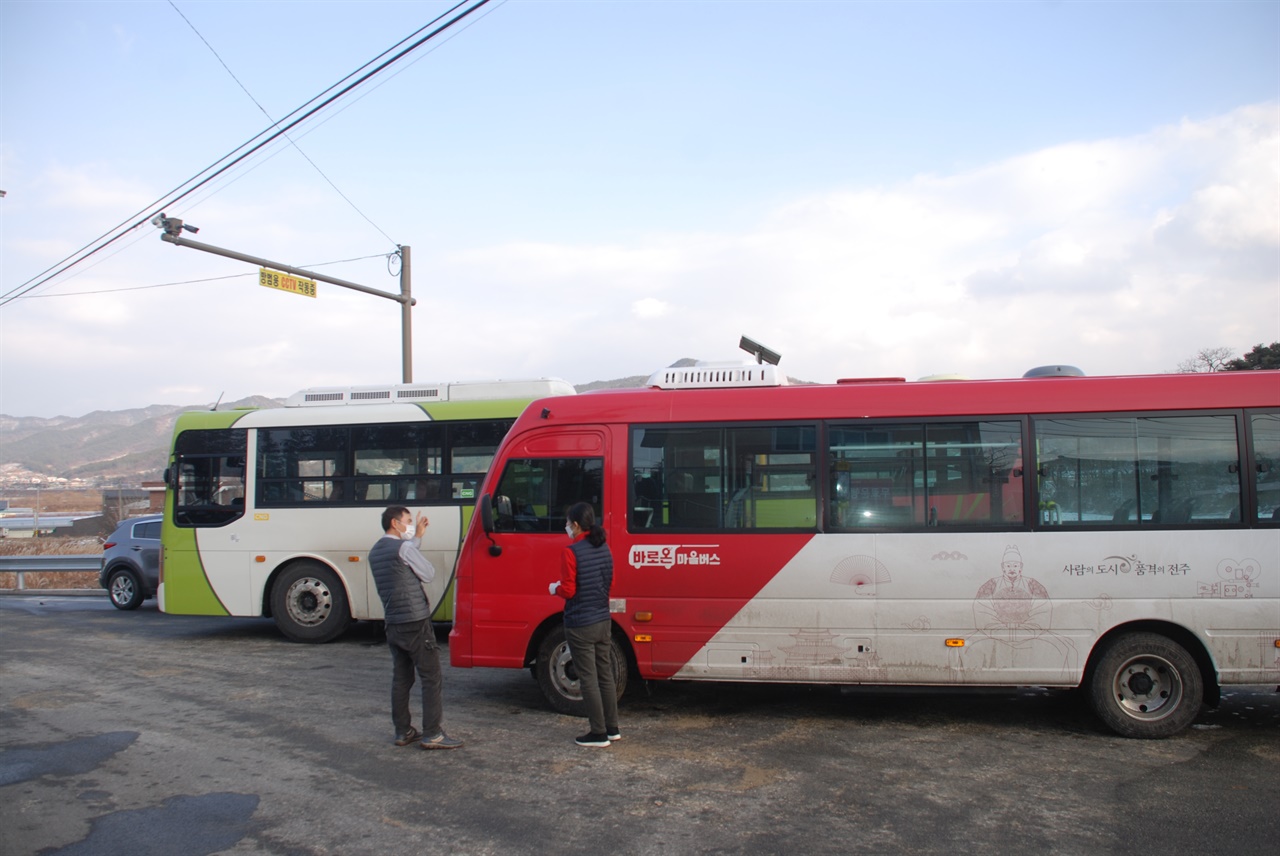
166,0,397,245
1,0,491,309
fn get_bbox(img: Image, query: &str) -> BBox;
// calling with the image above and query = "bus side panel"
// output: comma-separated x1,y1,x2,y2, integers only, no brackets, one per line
159,521,230,616
611,533,819,679
245,506,465,622
676,529,1280,687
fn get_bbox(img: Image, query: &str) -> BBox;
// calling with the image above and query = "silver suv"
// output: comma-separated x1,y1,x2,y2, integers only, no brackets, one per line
99,514,162,610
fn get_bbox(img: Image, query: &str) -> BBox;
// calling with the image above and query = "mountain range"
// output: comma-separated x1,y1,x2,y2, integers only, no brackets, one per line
0,359,812,485
0,372,663,485
0,396,286,484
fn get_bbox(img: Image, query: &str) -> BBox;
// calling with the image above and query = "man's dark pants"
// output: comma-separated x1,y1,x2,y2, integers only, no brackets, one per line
386,618,442,738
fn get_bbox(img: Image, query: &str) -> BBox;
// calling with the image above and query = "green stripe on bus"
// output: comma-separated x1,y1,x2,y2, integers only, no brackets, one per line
161,525,230,616
416,398,537,420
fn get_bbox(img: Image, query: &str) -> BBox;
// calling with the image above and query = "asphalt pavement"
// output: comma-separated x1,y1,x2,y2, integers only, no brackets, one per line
1,595,1277,856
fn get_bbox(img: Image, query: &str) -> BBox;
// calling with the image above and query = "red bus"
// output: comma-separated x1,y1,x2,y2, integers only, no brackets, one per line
449,364,1280,738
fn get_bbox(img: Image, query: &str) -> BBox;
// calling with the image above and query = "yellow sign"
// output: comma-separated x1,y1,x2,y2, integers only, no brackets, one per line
259,268,317,298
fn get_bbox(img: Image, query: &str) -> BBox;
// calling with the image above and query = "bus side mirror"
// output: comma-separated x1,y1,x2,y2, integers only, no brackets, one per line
479,494,502,556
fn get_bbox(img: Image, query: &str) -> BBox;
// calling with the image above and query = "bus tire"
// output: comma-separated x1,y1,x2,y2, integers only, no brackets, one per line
107,568,144,610
1088,632,1203,739
270,562,351,644
534,625,628,717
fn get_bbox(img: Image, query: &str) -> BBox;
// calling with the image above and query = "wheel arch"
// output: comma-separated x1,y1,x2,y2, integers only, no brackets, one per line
1086,620,1220,708
262,555,350,619
523,614,638,677
104,559,139,577
104,561,149,594
524,614,565,669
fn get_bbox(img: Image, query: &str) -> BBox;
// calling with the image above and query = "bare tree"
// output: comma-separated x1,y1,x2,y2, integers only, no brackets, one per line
1175,347,1235,373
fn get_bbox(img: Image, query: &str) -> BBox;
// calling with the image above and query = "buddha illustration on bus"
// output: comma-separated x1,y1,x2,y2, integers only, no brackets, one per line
967,544,1077,674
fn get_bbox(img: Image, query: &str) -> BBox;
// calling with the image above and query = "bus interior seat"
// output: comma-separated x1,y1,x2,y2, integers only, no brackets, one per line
1167,498,1195,523
1111,499,1136,523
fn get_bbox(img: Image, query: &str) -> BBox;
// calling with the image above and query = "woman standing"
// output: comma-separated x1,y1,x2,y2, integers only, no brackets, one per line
549,502,621,747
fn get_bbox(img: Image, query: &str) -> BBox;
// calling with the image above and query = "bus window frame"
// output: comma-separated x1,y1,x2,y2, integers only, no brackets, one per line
1244,408,1280,526
623,407,1271,535
1031,407,1253,530
825,416,1028,533
171,427,248,529
252,419,515,510
628,419,822,534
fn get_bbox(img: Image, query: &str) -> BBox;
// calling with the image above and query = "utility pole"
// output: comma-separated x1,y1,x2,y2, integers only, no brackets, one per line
154,216,415,383
400,245,412,383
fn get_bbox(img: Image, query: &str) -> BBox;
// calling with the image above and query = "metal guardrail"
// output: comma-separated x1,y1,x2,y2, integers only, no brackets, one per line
0,555,102,590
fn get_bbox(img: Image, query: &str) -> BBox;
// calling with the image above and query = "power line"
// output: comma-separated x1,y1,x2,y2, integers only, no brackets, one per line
12,253,392,299
19,273,251,298
1,0,485,306
0,0,491,309
166,0,396,245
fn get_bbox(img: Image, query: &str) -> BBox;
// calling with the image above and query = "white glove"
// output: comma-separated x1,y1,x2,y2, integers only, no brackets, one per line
548,581,560,595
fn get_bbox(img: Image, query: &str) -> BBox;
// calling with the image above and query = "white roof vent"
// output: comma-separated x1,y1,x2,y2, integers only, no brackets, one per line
286,384,447,406
286,378,574,407
647,361,786,390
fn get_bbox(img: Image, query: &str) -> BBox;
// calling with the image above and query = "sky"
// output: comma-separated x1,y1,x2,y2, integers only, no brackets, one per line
1,0,1277,419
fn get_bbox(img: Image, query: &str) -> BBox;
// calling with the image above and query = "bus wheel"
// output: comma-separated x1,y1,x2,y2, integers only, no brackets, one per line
1088,632,1202,739
271,563,350,644
534,625,628,717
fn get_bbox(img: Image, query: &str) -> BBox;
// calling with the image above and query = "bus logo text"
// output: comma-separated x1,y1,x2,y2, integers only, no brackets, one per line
629,545,722,570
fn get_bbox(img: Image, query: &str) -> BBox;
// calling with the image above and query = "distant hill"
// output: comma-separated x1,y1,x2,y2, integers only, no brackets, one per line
575,358,700,392
0,358,807,485
0,396,282,484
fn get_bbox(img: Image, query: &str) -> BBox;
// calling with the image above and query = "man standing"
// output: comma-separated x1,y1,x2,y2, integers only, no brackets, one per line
369,505,462,750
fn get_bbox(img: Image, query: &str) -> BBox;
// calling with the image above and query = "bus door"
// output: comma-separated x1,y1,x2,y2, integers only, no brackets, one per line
466,430,607,667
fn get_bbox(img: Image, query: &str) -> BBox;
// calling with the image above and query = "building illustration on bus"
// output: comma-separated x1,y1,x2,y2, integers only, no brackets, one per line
450,362,1279,738
158,378,574,642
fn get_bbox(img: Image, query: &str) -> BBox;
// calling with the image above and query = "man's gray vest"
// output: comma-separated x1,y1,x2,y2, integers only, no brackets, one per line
563,539,613,629
369,536,431,625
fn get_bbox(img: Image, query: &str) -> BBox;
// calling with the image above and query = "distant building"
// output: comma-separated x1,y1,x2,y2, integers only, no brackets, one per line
143,481,165,513
102,488,150,519
0,514,102,538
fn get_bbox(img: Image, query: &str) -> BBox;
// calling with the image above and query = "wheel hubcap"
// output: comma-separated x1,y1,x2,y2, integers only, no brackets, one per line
286,577,332,627
111,576,134,603
552,642,581,700
1113,654,1182,720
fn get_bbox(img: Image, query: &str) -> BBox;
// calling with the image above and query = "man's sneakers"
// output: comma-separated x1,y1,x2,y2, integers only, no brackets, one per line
575,732,611,747
420,731,464,750
393,727,422,747
607,730,622,742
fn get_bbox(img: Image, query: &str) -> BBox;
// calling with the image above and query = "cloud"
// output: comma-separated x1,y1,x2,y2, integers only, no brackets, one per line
2,103,1277,417
434,104,1277,385
631,297,669,319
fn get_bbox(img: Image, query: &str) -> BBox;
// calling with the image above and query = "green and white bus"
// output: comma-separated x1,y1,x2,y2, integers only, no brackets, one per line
159,378,574,642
